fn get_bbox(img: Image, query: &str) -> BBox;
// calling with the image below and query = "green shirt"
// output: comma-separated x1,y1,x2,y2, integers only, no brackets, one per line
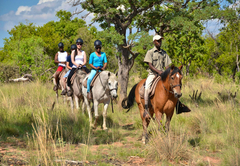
144,47,172,74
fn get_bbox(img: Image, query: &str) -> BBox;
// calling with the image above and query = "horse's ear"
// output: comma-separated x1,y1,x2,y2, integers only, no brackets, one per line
171,64,175,70
179,65,183,71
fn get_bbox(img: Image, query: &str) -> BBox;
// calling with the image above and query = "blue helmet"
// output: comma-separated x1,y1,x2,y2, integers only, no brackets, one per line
58,42,64,48
76,38,83,44
71,44,77,50
94,40,102,48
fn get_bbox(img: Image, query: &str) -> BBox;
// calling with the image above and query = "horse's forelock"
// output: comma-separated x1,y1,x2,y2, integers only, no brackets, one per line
161,67,182,81
109,72,118,82
171,67,182,76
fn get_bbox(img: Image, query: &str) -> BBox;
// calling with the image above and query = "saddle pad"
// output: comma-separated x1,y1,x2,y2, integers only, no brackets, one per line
53,69,65,79
139,76,161,99
70,68,87,85
70,72,77,84
83,72,101,88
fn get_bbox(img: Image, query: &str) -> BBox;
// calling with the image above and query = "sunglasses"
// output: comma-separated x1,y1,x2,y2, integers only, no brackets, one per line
156,39,162,43
96,47,101,50
76,43,82,45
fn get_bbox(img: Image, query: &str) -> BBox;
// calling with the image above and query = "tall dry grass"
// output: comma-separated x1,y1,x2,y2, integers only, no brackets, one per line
0,76,240,165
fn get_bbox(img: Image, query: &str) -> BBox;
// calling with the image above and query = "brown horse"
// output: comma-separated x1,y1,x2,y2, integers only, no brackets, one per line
122,65,183,144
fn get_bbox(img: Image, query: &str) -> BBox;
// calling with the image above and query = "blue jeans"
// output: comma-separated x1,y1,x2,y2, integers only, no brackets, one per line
64,70,71,78
87,69,101,92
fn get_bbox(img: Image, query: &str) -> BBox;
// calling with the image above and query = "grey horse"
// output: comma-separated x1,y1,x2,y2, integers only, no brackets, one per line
82,71,118,130
69,69,87,112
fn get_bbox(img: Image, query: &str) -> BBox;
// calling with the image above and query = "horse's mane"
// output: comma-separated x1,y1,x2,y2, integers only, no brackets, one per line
161,66,182,81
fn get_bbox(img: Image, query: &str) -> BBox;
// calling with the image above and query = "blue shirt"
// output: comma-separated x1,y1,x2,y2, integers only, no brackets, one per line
89,52,107,68
67,55,73,68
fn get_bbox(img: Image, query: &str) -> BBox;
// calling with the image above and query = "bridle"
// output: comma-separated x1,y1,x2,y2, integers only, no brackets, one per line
98,71,118,96
98,72,118,113
162,73,182,95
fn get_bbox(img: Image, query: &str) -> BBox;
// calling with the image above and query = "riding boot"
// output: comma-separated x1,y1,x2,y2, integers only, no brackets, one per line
53,76,59,91
143,89,150,118
87,91,93,100
176,100,191,114
61,89,67,95
53,84,58,91
67,86,73,96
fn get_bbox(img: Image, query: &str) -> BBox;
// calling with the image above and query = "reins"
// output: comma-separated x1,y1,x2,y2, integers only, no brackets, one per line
98,71,116,113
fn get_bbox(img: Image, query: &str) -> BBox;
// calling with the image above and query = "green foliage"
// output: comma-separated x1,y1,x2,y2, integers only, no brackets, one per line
163,26,205,75
0,63,19,82
0,10,95,81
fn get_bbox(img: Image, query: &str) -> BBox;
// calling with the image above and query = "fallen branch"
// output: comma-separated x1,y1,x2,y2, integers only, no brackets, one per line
9,74,33,82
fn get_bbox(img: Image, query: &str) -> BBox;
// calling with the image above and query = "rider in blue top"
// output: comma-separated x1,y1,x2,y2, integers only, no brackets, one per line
87,40,107,100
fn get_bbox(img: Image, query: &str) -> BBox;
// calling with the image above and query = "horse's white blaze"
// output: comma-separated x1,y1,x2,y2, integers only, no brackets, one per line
176,74,179,78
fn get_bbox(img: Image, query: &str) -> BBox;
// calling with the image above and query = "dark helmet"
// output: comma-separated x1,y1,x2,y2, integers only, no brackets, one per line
71,44,77,50
94,40,102,48
58,42,64,48
76,38,83,44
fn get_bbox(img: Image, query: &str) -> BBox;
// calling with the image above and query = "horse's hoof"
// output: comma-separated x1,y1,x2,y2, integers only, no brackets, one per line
103,127,108,130
90,124,95,129
142,137,146,145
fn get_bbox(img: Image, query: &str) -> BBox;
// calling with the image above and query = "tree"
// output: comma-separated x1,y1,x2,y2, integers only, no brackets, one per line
164,26,205,76
69,0,227,100
70,0,158,101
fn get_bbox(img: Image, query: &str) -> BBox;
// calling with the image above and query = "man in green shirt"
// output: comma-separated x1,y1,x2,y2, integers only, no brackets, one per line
143,35,191,117
143,35,172,117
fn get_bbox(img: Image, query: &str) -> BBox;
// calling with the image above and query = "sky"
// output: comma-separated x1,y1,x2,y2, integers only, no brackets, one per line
0,0,96,48
0,0,225,48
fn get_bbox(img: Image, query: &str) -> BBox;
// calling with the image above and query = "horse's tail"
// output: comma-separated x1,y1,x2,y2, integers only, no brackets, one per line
121,83,138,113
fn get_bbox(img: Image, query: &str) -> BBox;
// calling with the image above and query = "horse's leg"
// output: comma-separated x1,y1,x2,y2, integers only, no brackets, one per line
74,95,79,110
81,100,85,114
165,111,174,133
56,91,58,102
84,97,93,127
93,100,99,129
138,103,151,144
155,110,164,132
102,99,110,130
69,96,74,113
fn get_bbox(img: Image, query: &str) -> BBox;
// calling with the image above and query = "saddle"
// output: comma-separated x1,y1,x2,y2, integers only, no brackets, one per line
70,68,87,84
139,76,161,99
53,69,65,79
83,72,101,88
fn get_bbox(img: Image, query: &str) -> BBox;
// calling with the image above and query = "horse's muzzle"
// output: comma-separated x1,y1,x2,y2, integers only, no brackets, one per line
174,93,182,98
112,94,118,99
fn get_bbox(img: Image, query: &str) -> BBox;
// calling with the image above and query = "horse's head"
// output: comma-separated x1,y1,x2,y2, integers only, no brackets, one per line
169,65,183,98
107,72,118,99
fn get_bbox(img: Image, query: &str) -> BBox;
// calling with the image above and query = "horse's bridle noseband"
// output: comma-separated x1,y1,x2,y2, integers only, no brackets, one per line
162,74,182,94
109,87,118,92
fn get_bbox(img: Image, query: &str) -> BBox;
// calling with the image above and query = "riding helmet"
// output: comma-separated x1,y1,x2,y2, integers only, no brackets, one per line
94,40,102,48
58,42,64,48
76,38,83,44
71,44,77,50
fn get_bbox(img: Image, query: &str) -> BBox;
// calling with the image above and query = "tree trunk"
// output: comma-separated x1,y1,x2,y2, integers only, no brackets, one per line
116,28,133,106
118,45,132,103
186,60,191,76
236,45,239,72
232,65,237,82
